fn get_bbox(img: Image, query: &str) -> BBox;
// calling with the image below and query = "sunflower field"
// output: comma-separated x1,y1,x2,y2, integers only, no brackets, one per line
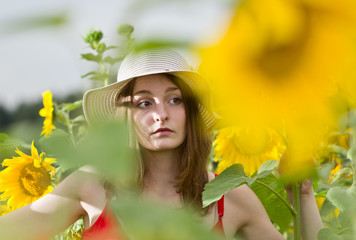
1,0,356,239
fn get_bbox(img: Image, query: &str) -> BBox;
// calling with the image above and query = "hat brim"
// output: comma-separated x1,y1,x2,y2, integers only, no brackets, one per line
83,70,217,131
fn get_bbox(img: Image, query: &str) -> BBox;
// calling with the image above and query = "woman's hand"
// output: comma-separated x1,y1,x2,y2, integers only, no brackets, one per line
278,149,323,240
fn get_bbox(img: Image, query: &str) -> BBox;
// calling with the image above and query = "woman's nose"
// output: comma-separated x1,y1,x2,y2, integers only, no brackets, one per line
153,105,168,122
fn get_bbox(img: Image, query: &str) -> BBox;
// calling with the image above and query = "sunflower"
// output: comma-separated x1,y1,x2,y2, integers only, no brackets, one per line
200,0,356,178
0,141,56,210
39,90,56,137
213,126,286,176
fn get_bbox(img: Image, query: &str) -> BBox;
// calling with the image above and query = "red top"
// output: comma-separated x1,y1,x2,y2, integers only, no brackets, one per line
81,196,225,239
83,174,224,239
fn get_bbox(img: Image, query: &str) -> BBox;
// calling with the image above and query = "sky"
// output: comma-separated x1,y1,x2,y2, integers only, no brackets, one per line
0,0,234,111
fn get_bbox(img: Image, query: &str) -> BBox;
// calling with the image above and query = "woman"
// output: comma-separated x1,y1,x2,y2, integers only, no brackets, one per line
0,49,323,239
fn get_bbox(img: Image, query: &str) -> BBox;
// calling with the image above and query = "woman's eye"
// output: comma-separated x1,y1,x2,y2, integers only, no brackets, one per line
169,98,182,104
137,101,151,108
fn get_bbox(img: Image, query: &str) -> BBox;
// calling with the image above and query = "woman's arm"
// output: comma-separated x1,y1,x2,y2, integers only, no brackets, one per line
286,180,324,240
225,184,285,240
0,167,97,240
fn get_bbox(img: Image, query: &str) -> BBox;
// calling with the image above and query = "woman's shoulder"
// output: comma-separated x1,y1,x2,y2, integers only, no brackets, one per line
207,171,266,226
207,171,259,208
57,165,106,202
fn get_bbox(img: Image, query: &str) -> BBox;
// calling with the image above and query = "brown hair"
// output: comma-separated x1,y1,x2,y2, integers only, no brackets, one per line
115,73,212,214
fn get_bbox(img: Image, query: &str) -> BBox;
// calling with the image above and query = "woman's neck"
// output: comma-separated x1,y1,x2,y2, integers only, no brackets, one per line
141,147,182,205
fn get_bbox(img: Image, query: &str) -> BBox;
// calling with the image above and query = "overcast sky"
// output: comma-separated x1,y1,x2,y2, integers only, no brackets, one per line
0,0,234,111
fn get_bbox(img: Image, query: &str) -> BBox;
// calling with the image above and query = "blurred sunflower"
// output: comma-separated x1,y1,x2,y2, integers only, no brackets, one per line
200,0,356,178
0,204,9,216
0,141,56,210
213,126,286,176
39,90,56,137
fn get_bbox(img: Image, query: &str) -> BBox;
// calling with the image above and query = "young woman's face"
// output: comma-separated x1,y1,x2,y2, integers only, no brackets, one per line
131,74,187,151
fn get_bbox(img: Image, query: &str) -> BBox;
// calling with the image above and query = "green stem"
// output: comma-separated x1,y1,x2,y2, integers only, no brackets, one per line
255,180,296,216
292,182,301,240
63,112,75,145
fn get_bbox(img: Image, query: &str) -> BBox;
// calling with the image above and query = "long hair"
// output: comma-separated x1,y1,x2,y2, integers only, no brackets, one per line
114,73,212,214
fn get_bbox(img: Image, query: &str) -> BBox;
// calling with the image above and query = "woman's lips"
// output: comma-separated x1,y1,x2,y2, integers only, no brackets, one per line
153,128,173,136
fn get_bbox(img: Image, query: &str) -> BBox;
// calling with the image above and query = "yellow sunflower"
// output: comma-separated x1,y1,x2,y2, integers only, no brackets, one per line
0,141,56,210
39,90,56,137
200,0,356,178
213,126,286,176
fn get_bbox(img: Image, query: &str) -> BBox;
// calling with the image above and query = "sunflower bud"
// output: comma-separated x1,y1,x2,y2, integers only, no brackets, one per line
117,24,134,38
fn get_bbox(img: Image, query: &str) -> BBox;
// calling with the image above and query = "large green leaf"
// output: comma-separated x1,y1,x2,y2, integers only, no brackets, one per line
111,195,223,240
326,185,356,212
251,175,292,231
40,122,133,181
202,164,254,207
317,228,343,240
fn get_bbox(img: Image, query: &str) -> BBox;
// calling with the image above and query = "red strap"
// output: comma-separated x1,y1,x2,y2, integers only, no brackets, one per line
217,195,224,218
214,174,224,219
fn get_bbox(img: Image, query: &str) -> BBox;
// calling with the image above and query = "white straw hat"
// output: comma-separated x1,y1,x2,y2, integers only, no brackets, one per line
83,48,216,130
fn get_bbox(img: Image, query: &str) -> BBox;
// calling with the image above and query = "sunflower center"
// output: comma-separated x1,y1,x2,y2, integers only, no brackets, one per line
19,163,51,197
254,5,311,80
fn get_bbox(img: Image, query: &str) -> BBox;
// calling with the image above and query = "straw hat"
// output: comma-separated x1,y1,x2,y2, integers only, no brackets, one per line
83,48,216,130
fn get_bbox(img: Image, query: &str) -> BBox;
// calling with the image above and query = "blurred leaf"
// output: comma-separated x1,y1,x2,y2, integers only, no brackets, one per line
81,53,100,62
135,40,190,51
251,174,292,231
0,133,9,141
60,100,83,112
257,160,279,174
318,162,333,180
314,190,327,198
326,185,356,211
318,228,343,240
40,122,133,181
81,71,97,78
89,72,110,82
202,164,253,207
39,129,74,168
0,135,25,166
103,56,123,65
111,195,222,240
71,115,85,123
320,198,337,217
328,144,348,160
1,12,67,34
331,168,353,184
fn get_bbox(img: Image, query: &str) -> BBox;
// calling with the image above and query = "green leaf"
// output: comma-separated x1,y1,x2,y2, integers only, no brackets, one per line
251,175,292,231
60,100,83,112
330,168,353,184
347,147,356,162
103,56,120,65
89,72,110,82
319,198,337,217
81,71,97,78
328,144,348,160
326,185,356,211
317,228,343,240
41,122,133,181
0,136,25,167
202,164,254,207
0,133,9,141
257,160,279,175
111,195,222,240
71,115,85,123
81,53,100,62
